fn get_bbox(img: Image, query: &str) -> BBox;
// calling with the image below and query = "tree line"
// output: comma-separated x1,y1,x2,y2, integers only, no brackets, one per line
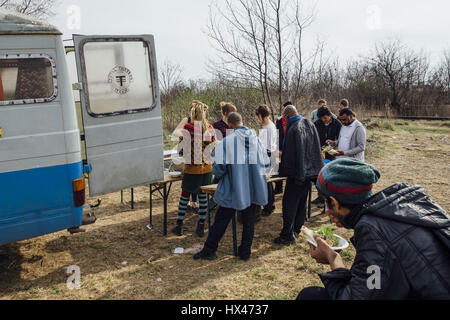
160,0,450,135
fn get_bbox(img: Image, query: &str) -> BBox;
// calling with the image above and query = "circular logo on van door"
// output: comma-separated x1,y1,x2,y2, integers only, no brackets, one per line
108,66,134,94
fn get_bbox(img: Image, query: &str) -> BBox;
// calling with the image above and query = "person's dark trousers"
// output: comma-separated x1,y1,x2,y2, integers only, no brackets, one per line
263,181,275,213
296,287,331,300
203,205,256,258
274,180,283,194
280,178,309,240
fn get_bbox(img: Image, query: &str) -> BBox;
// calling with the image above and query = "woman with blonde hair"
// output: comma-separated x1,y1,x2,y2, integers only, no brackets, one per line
173,101,217,237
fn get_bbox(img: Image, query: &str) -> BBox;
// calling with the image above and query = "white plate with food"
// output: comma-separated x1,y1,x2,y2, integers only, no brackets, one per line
168,171,183,177
302,226,349,251
322,145,340,156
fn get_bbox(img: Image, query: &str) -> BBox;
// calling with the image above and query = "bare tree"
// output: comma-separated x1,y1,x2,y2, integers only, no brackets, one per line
432,50,450,91
366,39,429,112
429,49,450,106
159,59,184,107
159,59,184,96
0,0,58,19
205,0,316,117
206,0,272,112
289,0,315,103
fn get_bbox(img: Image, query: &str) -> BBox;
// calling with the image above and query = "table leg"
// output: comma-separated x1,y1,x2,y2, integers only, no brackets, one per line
207,194,211,231
121,188,135,209
232,211,238,257
163,183,168,236
307,182,312,220
149,184,153,226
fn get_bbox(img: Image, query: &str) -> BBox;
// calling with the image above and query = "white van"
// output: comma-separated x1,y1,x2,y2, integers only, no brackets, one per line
0,10,164,244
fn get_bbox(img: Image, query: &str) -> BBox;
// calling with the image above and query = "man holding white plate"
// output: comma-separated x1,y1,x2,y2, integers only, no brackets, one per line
298,158,450,300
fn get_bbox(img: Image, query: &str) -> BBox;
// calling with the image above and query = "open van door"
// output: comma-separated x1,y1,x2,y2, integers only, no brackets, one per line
72,35,164,196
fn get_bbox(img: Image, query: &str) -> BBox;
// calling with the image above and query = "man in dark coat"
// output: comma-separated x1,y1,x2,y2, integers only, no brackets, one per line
298,158,450,300
314,106,342,161
274,105,324,245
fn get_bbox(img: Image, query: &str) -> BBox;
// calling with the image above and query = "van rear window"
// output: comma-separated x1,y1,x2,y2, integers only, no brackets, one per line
0,54,57,106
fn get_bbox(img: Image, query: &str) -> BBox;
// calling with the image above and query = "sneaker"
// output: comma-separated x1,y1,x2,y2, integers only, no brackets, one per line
261,206,274,216
171,225,183,236
68,227,86,234
239,255,250,262
196,223,205,237
273,236,296,245
193,250,217,260
238,248,251,262
261,210,272,217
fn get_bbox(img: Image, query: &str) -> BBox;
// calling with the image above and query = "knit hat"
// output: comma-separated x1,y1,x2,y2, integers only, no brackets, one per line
316,158,381,204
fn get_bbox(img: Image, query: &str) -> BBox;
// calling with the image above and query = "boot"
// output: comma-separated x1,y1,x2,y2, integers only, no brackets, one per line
193,249,217,260
196,222,205,237
171,220,183,236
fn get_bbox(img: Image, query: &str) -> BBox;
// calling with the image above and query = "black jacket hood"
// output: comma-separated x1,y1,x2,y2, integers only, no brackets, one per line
322,182,450,299
346,183,450,249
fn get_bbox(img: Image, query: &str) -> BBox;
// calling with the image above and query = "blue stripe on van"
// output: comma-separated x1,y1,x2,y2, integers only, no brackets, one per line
0,162,83,244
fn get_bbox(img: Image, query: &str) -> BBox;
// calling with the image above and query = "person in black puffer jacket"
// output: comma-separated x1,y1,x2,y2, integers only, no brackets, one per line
298,158,450,300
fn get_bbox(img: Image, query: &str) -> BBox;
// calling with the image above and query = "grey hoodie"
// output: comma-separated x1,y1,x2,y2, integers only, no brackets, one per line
337,119,366,162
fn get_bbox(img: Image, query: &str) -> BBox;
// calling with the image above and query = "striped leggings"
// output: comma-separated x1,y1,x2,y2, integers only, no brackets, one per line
177,190,207,224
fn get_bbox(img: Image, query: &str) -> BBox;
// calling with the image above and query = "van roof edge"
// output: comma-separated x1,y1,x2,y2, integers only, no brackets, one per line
0,9,62,35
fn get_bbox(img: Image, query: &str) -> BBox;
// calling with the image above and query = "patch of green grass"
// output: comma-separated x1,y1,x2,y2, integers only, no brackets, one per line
251,267,270,280
405,126,450,134
28,287,41,294
188,289,205,299
441,121,450,128
51,285,63,294
365,139,383,158
394,120,410,126
340,250,354,262
266,290,298,300
364,118,396,131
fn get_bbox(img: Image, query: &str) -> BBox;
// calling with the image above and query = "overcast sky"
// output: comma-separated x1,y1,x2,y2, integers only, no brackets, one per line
49,0,450,79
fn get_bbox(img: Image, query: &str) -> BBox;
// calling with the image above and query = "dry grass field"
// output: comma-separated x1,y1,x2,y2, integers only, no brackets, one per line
0,119,449,300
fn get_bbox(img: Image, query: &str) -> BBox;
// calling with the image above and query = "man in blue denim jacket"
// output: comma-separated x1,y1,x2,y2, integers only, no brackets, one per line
194,112,270,261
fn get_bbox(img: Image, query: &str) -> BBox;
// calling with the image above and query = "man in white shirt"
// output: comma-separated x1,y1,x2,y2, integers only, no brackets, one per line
327,109,366,162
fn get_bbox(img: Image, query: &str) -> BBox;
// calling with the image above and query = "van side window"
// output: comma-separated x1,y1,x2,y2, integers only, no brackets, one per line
0,54,57,105
80,40,155,116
